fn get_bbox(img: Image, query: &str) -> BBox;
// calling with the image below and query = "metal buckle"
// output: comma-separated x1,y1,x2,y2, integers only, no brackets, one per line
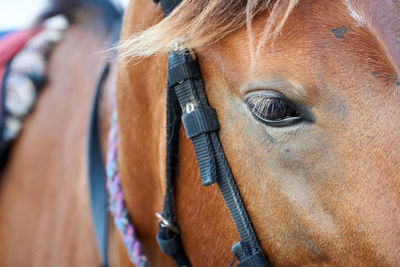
185,102,195,113
155,212,180,234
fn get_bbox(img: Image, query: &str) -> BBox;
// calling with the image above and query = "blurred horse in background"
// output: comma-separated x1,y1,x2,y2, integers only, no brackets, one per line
0,0,124,266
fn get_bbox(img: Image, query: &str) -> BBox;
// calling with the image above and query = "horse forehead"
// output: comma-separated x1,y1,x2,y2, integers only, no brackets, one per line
348,0,400,74
200,3,337,69
200,0,400,84
198,2,337,88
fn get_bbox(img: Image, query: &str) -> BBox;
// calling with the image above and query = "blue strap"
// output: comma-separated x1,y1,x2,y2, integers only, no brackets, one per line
88,64,110,267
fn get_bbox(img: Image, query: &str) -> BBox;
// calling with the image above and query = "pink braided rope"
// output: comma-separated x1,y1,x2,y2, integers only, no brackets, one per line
106,99,147,267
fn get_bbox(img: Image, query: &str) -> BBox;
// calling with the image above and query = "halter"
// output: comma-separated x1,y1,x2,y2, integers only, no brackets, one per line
154,0,269,266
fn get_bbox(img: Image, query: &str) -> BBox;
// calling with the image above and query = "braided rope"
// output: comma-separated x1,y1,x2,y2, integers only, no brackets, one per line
106,99,147,267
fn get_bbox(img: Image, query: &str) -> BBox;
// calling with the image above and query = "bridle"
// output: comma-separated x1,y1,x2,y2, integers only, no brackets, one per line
154,0,269,266
88,0,270,266
158,51,270,267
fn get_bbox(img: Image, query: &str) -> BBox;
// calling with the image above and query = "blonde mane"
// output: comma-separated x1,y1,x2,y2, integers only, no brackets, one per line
119,0,299,59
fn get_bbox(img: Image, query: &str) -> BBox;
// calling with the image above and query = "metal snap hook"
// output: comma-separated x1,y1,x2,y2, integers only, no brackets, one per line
155,212,180,234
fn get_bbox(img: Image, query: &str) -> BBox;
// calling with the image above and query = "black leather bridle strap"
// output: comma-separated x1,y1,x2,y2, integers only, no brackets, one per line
156,81,191,266
153,1,192,266
154,0,269,266
168,51,269,266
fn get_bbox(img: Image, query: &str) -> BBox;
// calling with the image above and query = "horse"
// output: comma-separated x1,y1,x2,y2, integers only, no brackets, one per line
116,0,400,265
1,0,400,266
0,0,125,266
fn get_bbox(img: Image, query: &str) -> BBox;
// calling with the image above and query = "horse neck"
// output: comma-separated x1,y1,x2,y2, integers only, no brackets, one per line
0,10,114,267
116,52,175,266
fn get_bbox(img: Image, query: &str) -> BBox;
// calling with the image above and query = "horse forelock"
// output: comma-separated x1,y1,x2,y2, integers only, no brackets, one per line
119,0,299,59
119,0,400,85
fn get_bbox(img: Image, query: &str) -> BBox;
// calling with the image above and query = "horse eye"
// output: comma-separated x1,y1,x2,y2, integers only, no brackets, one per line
245,93,301,126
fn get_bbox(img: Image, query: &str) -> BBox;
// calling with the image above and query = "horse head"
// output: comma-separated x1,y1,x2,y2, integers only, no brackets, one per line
117,0,400,265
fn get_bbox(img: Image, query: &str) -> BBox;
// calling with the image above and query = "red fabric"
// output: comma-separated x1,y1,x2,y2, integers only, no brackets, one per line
0,28,42,83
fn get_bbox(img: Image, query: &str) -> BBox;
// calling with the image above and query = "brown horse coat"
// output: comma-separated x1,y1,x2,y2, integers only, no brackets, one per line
0,11,113,267
2,0,400,266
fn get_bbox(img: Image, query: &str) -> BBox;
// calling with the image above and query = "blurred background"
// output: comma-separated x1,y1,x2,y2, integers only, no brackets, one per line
0,0,129,30
0,0,47,30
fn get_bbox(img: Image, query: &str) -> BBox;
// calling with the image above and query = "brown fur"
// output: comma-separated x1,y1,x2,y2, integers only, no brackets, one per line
119,0,299,58
1,0,400,266
117,0,400,266
0,11,114,267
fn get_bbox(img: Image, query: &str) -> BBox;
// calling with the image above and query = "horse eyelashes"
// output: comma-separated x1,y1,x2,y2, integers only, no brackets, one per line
251,97,287,120
245,93,301,125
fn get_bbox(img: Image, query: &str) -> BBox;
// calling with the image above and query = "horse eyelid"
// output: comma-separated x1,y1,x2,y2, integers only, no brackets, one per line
246,95,300,124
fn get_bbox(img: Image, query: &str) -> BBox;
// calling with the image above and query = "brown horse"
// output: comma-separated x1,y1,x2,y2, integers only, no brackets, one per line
117,0,400,266
1,0,400,266
0,1,124,266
